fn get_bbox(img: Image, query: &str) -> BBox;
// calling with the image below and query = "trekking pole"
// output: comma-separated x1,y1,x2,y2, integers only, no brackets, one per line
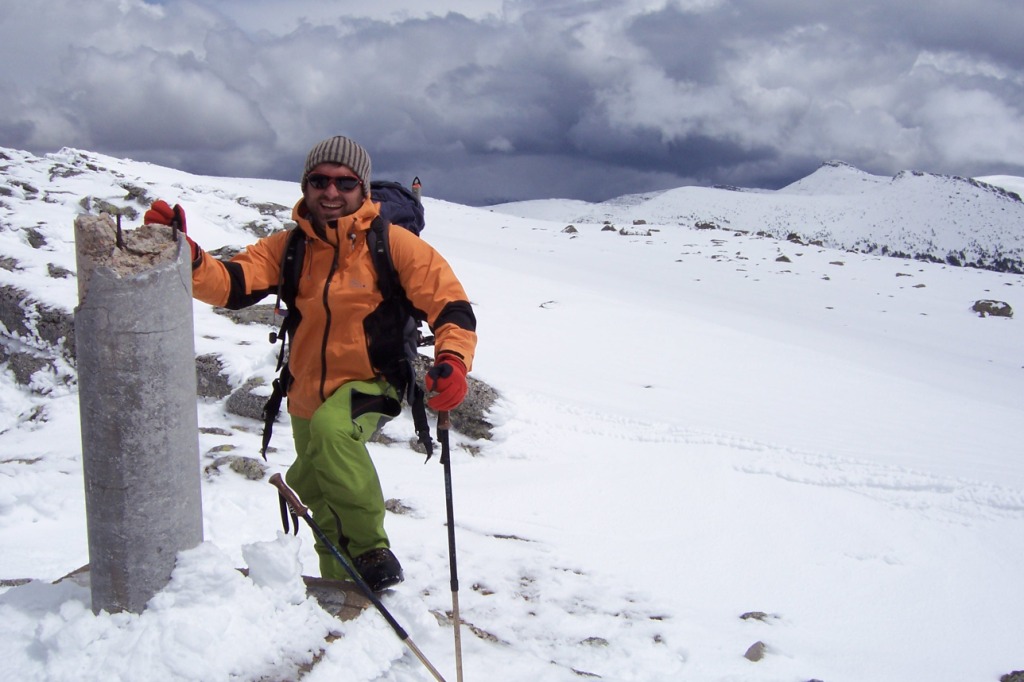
437,411,464,682
268,474,447,682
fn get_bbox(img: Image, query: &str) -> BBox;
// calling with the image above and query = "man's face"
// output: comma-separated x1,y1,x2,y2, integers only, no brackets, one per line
304,162,365,228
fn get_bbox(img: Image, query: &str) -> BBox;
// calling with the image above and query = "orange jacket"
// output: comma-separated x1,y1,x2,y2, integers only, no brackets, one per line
192,196,477,419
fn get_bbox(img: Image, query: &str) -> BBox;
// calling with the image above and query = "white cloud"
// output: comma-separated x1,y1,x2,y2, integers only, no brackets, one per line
485,136,515,153
65,50,272,150
913,50,1024,86
190,0,507,35
915,87,1024,166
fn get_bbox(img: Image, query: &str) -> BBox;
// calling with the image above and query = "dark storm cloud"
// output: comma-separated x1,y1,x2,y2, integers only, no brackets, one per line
2,0,1023,204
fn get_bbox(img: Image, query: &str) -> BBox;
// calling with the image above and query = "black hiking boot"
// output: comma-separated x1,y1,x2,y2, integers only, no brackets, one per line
354,548,404,592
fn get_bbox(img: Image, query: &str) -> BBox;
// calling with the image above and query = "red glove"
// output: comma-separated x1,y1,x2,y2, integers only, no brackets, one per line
145,200,198,260
425,353,468,411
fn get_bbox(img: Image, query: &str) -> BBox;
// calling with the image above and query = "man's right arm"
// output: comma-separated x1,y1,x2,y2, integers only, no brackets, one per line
146,199,292,309
191,230,291,309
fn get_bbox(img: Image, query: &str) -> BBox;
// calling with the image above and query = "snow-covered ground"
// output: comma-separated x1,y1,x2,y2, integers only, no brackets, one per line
1,147,1023,681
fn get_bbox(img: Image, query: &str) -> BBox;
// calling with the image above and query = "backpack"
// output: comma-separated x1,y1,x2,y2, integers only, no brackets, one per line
260,178,435,461
371,179,425,236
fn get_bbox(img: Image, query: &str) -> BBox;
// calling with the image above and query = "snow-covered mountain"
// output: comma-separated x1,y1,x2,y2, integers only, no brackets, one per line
1,146,1023,682
489,160,1024,273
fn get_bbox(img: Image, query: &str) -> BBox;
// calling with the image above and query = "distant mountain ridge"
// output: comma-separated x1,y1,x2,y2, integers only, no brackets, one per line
2,147,1023,274
490,160,1024,274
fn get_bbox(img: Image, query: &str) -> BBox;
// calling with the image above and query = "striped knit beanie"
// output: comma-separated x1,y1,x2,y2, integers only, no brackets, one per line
301,136,372,194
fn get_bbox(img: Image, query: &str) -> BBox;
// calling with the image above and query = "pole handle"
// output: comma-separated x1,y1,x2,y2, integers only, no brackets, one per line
269,473,309,518
438,410,451,431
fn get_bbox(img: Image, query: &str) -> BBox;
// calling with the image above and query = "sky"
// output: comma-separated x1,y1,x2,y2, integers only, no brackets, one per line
2,0,1024,205
1,147,1023,681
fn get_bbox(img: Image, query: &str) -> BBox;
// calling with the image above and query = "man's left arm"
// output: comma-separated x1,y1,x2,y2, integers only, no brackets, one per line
389,228,477,369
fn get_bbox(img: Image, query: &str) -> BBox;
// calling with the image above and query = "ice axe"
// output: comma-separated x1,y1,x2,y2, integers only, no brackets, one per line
268,473,447,682
437,410,464,682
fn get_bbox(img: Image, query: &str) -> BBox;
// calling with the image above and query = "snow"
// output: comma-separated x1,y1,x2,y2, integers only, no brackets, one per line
979,174,1024,199
1,147,1023,681
489,161,1024,271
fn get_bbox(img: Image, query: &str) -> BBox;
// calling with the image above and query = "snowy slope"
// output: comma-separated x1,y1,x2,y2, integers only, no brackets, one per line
489,159,1024,272
1,147,1023,682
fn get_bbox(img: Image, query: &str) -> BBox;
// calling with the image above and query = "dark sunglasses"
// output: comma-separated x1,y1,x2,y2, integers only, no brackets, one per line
307,174,362,192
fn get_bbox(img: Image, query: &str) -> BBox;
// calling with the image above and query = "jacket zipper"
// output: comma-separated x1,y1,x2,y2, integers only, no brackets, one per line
318,234,342,402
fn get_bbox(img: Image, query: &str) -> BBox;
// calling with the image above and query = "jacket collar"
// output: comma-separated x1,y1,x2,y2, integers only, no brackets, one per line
291,196,380,245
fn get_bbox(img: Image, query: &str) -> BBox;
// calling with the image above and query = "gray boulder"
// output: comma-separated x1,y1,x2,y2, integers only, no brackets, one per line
195,353,233,399
972,299,1013,318
225,377,271,421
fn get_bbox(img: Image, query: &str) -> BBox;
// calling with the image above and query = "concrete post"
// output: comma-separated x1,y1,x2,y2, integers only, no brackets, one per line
74,214,203,614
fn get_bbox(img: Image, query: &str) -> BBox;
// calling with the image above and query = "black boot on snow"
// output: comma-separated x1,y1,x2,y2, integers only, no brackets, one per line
354,548,404,592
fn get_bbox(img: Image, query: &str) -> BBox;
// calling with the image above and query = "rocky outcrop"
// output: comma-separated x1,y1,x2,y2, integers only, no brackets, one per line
972,299,1013,318
0,284,76,361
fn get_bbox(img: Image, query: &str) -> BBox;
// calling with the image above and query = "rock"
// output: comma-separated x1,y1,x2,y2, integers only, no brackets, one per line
972,299,1013,318
414,354,497,440
204,455,268,480
25,227,47,248
744,640,767,662
196,353,233,399
0,346,50,387
580,636,610,647
207,245,246,261
0,284,75,359
47,263,73,279
385,498,415,515
740,611,773,622
1001,671,1024,682
369,429,401,446
618,226,652,237
226,377,271,421
214,303,278,327
200,426,234,436
302,576,371,622
34,304,76,359
451,375,498,441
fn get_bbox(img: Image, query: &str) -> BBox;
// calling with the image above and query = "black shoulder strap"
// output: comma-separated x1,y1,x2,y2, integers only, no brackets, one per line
261,227,305,460
276,227,306,343
366,216,400,301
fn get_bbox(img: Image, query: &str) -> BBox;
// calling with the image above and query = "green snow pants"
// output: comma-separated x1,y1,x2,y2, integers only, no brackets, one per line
286,378,402,580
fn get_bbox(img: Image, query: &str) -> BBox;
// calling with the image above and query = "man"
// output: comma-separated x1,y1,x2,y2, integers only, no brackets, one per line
145,136,477,591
